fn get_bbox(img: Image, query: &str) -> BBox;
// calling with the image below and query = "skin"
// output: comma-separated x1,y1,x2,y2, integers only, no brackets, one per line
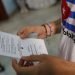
12,19,75,75
12,55,75,75
17,19,61,39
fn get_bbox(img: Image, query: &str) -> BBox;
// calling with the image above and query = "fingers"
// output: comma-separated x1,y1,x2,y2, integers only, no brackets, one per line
18,58,25,66
12,59,37,75
18,55,45,67
21,55,48,62
17,29,29,39
17,26,34,39
18,55,43,67
17,28,25,36
12,59,31,72
19,32,29,39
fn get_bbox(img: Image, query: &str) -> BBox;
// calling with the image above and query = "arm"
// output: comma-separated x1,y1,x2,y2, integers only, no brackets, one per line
17,18,61,39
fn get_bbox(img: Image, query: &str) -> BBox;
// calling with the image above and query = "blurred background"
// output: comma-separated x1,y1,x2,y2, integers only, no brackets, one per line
0,0,61,75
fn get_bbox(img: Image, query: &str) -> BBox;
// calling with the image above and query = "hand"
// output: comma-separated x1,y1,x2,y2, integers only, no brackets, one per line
12,55,72,75
17,25,46,39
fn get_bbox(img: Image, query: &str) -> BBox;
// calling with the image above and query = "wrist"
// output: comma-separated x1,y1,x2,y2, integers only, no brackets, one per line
50,22,57,35
42,23,57,37
45,24,51,36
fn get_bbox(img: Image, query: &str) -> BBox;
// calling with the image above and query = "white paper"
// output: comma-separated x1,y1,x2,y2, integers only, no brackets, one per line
0,31,48,58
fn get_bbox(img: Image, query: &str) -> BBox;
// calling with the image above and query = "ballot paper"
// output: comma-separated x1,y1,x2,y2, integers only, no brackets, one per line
0,31,48,58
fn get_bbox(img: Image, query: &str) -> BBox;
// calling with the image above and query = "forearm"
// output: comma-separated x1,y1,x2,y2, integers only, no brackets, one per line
53,58,75,75
49,56,75,75
61,61,75,75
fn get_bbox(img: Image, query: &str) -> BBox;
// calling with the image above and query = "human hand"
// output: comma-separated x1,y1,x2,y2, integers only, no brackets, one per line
17,25,46,39
12,55,71,75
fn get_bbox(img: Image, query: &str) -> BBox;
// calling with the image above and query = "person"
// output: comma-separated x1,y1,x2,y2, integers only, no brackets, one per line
12,0,75,75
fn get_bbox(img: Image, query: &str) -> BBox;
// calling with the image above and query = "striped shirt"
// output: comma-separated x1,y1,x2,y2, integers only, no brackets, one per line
60,0,75,62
